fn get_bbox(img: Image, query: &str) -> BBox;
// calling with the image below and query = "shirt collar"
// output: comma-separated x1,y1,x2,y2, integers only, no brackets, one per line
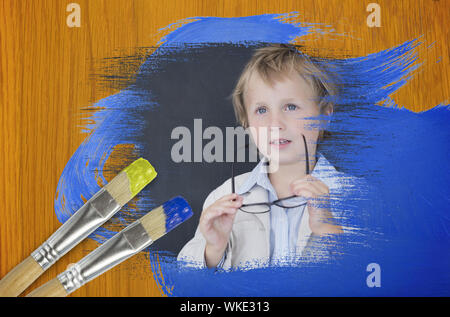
236,153,340,196
236,156,270,196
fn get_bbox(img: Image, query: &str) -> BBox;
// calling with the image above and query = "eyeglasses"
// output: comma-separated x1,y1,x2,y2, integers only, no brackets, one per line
231,134,310,214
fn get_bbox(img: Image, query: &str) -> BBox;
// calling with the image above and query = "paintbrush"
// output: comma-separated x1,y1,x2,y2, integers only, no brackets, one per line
0,158,157,297
26,196,193,297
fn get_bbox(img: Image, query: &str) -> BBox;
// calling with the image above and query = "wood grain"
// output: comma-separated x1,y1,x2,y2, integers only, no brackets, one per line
0,255,43,297
0,0,448,297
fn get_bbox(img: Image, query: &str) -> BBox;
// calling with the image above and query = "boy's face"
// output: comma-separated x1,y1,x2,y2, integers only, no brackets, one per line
244,70,330,167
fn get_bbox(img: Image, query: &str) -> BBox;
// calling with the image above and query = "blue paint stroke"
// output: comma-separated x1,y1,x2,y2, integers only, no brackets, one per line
163,196,194,233
54,13,449,296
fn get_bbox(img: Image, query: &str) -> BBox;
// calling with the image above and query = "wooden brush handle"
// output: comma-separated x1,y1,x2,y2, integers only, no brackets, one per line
0,256,44,297
26,277,68,297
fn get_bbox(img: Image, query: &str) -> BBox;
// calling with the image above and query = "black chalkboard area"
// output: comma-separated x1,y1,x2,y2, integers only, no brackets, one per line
132,44,263,255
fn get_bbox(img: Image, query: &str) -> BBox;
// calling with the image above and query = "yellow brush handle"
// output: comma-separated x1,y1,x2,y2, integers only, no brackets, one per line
26,277,68,297
0,256,44,297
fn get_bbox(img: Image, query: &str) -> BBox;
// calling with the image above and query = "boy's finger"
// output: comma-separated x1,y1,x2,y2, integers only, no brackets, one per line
222,199,243,208
204,206,237,222
291,182,318,196
305,180,329,196
292,187,316,199
291,180,328,196
218,193,240,202
290,176,315,187
308,177,329,194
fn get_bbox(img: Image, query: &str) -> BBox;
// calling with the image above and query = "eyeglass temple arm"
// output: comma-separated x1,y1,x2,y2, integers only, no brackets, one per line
231,162,235,194
302,134,310,175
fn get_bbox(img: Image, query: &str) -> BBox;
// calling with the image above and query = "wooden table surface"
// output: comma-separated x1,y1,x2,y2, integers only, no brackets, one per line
1,0,448,297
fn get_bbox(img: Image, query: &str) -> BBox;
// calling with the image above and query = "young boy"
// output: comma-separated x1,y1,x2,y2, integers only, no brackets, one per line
178,44,347,269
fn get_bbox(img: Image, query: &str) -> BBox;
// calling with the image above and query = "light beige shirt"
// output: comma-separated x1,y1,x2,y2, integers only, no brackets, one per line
177,155,356,269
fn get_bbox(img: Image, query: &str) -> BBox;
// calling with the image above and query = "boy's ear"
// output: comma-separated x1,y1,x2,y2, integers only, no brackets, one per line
319,104,333,140
322,103,334,116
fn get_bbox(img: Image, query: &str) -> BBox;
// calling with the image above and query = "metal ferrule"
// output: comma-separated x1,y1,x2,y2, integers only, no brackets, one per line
57,220,152,295
31,188,121,271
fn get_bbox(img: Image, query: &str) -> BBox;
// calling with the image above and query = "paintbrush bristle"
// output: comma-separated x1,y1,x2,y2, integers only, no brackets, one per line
104,158,157,206
104,171,132,207
140,196,193,242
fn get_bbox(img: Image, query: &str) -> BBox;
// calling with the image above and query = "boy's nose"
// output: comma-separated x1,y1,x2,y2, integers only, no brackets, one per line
269,114,286,131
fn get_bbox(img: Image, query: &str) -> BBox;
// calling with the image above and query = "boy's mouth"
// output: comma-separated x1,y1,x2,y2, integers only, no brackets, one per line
270,138,292,147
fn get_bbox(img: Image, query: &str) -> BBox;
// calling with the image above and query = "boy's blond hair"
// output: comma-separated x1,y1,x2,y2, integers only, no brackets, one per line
232,44,339,133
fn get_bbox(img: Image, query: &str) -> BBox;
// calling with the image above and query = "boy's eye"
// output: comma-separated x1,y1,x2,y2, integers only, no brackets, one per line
256,107,267,115
285,104,298,111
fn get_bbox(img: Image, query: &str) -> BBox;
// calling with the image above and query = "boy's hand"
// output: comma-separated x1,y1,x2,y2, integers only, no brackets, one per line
199,193,243,267
290,175,343,235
